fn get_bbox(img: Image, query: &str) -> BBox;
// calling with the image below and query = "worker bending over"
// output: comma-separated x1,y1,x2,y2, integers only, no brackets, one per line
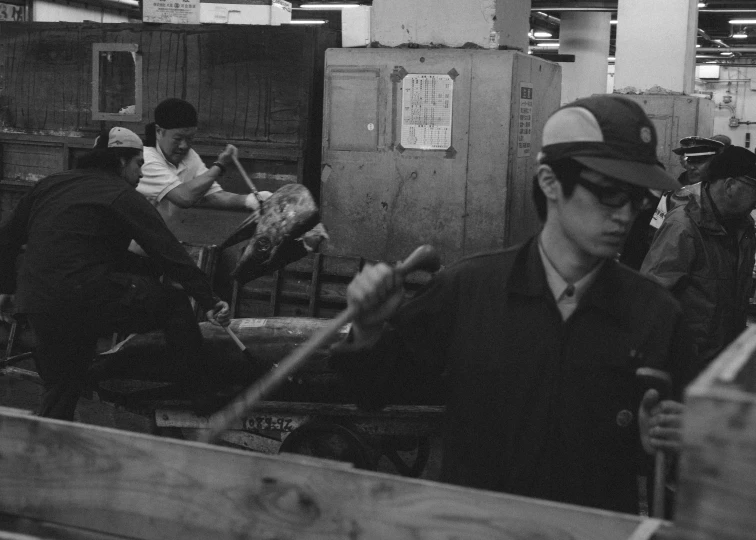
0,128,230,420
335,96,692,514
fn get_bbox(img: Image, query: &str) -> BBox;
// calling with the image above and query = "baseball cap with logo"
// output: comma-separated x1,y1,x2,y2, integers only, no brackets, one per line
672,136,724,157
538,95,680,191
93,127,143,150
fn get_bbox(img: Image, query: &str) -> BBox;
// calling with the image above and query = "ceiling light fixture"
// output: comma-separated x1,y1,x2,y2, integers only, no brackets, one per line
536,42,560,48
533,31,552,38
697,2,706,7
610,20,617,25
287,19,328,24
733,32,748,38
298,3,360,9
729,19,756,25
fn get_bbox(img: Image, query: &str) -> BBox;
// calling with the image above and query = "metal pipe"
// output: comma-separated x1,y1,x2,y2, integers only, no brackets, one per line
698,48,756,53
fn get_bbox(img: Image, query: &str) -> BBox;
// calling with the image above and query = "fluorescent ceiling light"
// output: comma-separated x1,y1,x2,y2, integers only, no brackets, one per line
299,3,360,8
721,51,734,55
288,19,328,24
536,42,559,48
610,20,617,24
733,32,748,38
533,31,552,38
730,19,756,25
607,56,616,62
698,2,706,7
696,44,701,47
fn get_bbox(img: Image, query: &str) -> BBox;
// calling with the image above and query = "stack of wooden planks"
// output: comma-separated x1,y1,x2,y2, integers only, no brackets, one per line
0,406,663,540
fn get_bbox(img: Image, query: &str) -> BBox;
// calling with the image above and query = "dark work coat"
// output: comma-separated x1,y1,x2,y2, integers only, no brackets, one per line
0,168,217,313
335,237,691,514
641,182,756,372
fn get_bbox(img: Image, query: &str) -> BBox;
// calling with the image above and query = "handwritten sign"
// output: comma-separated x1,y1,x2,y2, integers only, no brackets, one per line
143,0,200,24
400,74,453,150
517,83,534,158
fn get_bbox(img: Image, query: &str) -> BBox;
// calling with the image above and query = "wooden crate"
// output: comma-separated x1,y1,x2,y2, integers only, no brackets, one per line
233,251,433,319
0,406,666,540
673,326,756,540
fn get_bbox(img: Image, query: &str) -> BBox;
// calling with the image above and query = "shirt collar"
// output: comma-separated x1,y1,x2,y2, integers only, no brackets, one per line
537,238,604,304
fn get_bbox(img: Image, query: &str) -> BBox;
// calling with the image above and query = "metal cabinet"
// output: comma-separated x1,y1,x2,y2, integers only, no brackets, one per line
320,48,561,263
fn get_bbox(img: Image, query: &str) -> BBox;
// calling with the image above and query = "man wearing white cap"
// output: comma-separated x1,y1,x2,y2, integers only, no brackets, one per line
333,95,692,513
0,127,232,420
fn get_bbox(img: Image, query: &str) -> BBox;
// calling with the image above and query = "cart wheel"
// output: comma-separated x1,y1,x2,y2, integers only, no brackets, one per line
379,436,431,478
278,420,376,471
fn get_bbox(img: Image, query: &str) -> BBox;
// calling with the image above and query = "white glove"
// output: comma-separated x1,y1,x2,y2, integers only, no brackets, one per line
244,191,273,211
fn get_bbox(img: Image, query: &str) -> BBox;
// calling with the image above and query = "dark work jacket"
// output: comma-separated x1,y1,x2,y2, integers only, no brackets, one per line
641,182,756,372
335,237,691,514
0,169,217,313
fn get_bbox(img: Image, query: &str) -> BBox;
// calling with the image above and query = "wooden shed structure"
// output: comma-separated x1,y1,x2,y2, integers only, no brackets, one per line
0,21,336,216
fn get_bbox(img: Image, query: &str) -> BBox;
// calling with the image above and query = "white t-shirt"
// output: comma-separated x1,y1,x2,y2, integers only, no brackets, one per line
138,145,222,220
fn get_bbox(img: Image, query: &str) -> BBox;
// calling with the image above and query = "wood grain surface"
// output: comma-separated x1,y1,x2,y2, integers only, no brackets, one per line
0,408,645,540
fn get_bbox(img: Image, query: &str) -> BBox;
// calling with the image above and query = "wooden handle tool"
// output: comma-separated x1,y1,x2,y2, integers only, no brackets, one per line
231,155,260,199
223,324,259,365
636,367,673,519
198,244,441,443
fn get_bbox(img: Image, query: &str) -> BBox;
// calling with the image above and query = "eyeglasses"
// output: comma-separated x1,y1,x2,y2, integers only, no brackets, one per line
575,172,652,211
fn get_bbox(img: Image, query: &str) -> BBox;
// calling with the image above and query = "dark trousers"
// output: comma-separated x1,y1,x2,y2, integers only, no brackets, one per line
27,274,207,420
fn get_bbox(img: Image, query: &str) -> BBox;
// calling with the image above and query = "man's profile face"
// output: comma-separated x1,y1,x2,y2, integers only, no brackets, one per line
156,126,197,166
729,176,756,217
554,168,644,260
121,152,144,188
684,155,713,184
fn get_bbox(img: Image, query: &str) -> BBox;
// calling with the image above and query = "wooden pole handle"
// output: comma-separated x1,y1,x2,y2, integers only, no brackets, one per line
653,451,666,518
198,244,441,443
223,324,247,352
230,155,259,196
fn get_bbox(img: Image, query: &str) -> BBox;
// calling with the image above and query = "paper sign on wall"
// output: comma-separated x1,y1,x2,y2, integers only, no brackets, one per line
143,0,200,24
517,83,534,158
400,74,453,150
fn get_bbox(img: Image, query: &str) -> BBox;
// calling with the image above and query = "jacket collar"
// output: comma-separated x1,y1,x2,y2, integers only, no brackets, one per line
507,235,629,323
679,182,754,235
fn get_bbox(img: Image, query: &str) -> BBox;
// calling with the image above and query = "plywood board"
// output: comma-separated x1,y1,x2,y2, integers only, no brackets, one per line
0,408,648,540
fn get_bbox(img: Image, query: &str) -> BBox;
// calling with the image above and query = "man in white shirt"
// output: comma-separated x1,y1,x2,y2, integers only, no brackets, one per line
138,98,270,220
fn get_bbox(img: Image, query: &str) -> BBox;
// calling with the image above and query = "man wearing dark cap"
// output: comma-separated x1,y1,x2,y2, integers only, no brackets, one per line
620,136,725,270
138,98,270,220
642,145,756,376
332,95,691,514
671,135,725,187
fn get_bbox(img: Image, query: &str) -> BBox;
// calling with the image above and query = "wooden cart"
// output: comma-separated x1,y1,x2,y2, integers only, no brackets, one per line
1,315,444,478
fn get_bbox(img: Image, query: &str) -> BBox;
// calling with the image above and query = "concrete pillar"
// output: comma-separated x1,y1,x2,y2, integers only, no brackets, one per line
614,0,698,94
559,12,611,105
371,0,529,50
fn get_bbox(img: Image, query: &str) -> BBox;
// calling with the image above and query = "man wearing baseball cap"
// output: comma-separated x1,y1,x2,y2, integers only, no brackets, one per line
332,95,692,513
0,126,242,420
642,145,756,374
